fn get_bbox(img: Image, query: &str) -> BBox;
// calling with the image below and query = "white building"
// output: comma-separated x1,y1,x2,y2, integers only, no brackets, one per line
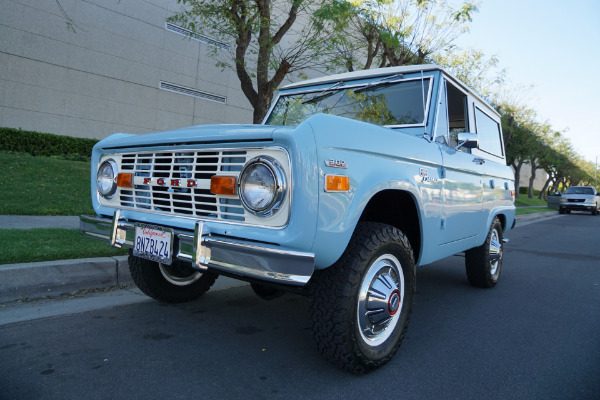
1,0,258,140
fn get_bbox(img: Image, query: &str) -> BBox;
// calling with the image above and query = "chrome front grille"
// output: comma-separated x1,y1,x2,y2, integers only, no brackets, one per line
117,150,248,221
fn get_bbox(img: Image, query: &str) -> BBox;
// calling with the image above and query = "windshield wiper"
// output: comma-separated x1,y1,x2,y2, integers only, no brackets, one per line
353,73,404,94
302,81,345,104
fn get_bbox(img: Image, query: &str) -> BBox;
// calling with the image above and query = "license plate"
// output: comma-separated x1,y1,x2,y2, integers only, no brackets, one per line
133,224,173,265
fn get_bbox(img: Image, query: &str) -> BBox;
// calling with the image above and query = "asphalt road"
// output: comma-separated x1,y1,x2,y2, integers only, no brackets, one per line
1,214,599,400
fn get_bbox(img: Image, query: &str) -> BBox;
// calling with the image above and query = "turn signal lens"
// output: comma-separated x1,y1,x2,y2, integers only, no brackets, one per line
211,176,236,196
325,175,350,192
117,173,132,188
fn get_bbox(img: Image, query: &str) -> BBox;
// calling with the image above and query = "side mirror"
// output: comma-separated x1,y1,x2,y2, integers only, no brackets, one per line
455,132,478,150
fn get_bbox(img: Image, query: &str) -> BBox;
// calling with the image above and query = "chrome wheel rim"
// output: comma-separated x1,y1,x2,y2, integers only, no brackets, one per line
159,263,202,286
357,254,404,347
489,228,502,278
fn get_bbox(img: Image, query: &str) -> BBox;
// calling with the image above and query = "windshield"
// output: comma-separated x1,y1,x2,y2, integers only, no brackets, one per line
565,187,594,195
265,78,431,127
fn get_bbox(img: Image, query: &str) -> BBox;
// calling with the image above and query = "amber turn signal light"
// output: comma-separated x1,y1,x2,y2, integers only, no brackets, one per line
325,175,350,192
117,173,132,188
211,176,236,195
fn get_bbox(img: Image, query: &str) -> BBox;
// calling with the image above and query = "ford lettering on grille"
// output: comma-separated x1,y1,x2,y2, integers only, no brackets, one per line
118,150,247,222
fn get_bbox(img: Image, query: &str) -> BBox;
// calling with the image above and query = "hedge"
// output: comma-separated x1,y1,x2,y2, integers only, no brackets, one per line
0,127,98,161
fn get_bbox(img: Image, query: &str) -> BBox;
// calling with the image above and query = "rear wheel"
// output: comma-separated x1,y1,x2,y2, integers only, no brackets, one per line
128,251,218,303
465,218,503,288
309,222,416,373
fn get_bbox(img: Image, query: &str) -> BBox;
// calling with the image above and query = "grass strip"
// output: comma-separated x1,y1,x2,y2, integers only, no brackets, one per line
0,152,94,215
516,207,556,216
515,197,548,207
0,229,127,265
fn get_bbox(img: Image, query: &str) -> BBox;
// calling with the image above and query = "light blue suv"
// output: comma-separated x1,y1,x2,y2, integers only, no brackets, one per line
81,64,516,372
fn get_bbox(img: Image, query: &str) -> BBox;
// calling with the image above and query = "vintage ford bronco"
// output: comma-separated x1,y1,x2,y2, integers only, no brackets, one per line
81,64,515,372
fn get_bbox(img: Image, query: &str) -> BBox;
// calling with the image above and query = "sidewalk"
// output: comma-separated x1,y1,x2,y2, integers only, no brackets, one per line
0,211,560,303
0,215,80,229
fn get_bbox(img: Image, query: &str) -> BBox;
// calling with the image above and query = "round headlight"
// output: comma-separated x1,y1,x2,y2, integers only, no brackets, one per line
239,157,285,216
97,159,118,199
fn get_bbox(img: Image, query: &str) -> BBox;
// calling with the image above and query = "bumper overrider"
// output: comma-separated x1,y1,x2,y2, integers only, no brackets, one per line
80,211,315,286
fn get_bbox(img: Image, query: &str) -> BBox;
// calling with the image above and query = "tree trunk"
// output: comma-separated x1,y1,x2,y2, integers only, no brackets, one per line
538,176,552,199
512,161,523,199
528,165,538,199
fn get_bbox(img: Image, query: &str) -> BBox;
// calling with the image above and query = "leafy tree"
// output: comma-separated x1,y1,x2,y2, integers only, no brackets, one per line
170,0,338,123
434,47,506,101
317,0,478,72
500,107,537,199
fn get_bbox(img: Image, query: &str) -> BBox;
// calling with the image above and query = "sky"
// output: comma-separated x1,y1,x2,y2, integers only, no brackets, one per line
452,0,600,165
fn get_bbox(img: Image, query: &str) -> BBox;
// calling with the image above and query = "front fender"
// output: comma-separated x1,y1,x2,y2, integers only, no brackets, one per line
306,114,443,268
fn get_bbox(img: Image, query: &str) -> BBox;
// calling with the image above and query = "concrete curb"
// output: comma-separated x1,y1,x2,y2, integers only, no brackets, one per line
0,256,131,303
514,210,562,227
0,256,248,304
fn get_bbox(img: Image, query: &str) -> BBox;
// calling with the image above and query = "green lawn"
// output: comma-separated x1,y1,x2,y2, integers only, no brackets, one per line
0,152,127,264
0,152,94,215
0,229,127,264
515,196,548,207
514,196,556,215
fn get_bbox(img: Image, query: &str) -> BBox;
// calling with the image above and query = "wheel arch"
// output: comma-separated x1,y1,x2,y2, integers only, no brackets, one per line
358,189,422,265
486,207,516,236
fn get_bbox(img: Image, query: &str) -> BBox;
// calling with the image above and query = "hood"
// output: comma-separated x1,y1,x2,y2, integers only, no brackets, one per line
563,194,595,200
98,124,278,150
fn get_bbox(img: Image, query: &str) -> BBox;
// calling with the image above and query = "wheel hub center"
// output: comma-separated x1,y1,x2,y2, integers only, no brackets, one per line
388,289,401,315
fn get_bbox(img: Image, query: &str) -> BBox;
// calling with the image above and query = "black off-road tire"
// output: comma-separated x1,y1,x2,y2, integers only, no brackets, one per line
128,251,218,303
309,222,416,374
465,217,503,288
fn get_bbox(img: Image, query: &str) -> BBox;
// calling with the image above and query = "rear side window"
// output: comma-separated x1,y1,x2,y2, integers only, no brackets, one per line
474,107,503,157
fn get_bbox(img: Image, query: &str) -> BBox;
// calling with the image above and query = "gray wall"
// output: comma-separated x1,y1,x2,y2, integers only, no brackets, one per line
0,0,254,139
515,162,548,191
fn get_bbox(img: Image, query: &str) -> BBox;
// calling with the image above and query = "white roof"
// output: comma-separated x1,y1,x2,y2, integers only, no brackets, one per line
281,64,442,90
281,63,499,118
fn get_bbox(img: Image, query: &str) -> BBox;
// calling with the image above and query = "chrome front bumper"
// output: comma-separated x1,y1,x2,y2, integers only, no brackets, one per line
80,212,315,286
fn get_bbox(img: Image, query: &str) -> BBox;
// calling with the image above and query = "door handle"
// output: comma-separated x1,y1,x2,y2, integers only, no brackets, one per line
473,158,485,165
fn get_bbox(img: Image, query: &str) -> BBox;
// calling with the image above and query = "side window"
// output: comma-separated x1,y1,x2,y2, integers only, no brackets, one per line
474,107,503,157
446,81,469,149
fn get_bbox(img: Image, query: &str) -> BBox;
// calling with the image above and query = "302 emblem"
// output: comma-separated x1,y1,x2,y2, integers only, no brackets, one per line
325,159,347,168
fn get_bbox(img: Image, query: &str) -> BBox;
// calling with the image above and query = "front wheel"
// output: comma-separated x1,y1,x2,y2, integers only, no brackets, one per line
128,251,218,303
465,218,503,288
309,222,416,373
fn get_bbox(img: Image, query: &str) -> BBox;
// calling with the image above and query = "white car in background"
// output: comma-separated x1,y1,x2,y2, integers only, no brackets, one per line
559,186,600,215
